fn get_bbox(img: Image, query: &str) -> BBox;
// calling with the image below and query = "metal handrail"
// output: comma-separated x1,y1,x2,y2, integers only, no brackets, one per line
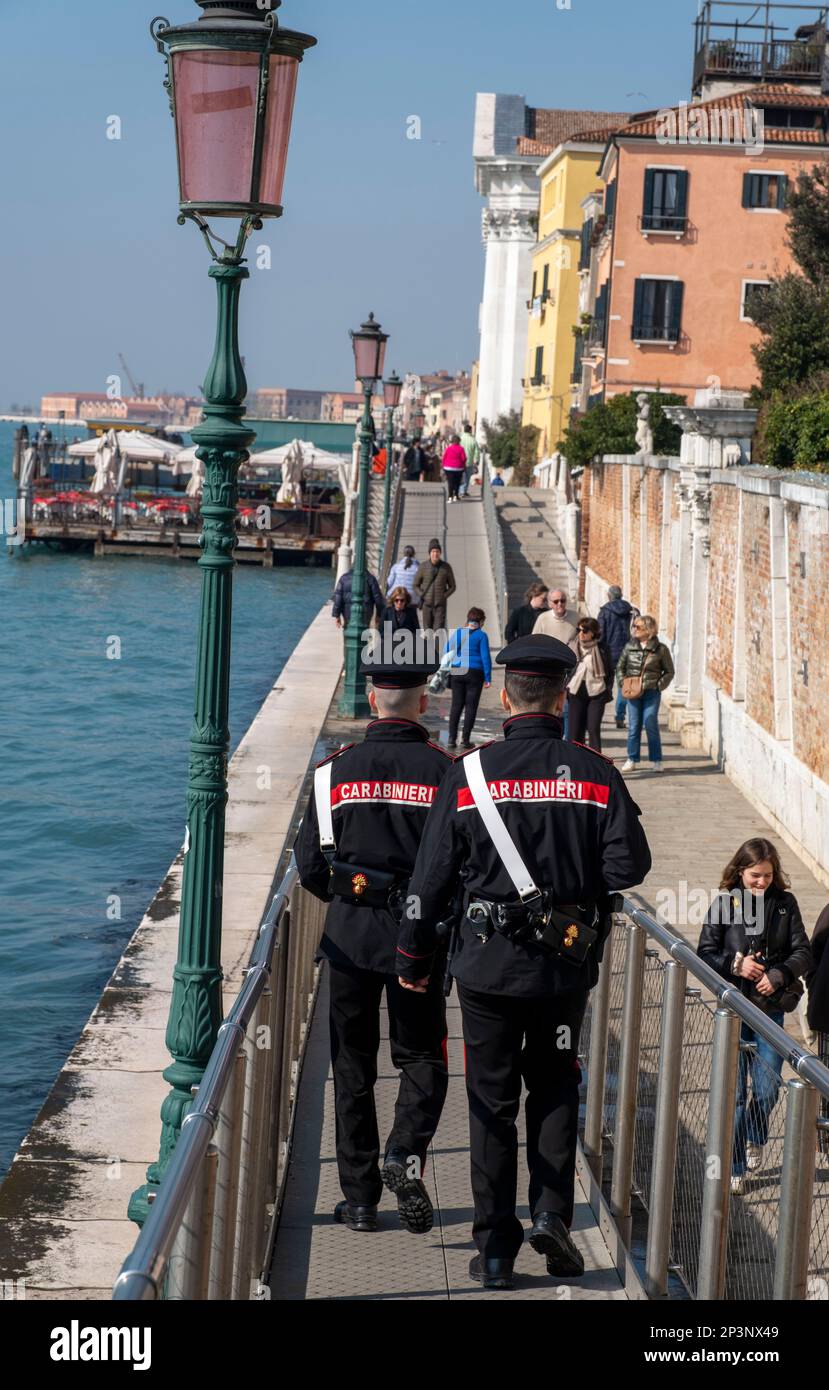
582,895,829,1302
113,856,325,1300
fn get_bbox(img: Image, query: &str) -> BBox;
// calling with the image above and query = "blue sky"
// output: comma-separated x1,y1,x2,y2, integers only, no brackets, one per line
0,0,705,405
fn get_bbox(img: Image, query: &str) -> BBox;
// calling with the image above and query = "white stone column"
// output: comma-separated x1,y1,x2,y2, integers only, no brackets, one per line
477,199,538,433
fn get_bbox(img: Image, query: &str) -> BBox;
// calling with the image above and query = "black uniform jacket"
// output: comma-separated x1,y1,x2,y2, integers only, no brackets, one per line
697,887,812,1014
294,719,453,973
396,713,652,998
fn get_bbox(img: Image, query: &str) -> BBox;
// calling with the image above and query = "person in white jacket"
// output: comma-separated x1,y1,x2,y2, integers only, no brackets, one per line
386,546,419,601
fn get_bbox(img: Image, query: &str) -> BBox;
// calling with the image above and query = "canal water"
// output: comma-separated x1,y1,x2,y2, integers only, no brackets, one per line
0,421,333,1176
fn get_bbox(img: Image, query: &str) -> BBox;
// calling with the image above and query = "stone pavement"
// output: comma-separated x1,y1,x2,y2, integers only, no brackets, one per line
269,971,627,1302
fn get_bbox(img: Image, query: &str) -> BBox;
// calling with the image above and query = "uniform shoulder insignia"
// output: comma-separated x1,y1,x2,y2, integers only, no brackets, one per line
426,740,454,759
568,740,616,767
314,742,355,769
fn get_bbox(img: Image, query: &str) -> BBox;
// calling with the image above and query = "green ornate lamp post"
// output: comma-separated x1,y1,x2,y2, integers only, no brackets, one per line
339,313,389,719
381,370,403,538
129,0,315,1228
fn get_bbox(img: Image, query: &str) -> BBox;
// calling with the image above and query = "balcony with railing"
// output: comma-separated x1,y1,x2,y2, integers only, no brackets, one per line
694,37,824,89
639,211,688,236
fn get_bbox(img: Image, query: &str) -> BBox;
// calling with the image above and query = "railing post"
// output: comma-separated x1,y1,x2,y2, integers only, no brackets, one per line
166,1145,218,1301
207,1050,246,1301
583,925,615,1184
773,1079,819,1301
644,961,687,1298
231,996,270,1300
697,1007,741,1301
609,921,646,1247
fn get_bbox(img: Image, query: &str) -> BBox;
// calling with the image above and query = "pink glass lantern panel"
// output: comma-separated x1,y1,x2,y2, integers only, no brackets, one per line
259,55,300,208
173,50,259,208
384,379,402,409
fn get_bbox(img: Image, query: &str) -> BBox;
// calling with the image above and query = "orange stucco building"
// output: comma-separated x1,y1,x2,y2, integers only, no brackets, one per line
579,86,829,406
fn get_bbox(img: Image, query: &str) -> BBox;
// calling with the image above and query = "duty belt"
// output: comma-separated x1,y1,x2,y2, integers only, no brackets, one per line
467,893,600,965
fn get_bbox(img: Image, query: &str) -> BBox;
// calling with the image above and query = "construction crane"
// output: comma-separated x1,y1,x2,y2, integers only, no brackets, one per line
118,354,145,400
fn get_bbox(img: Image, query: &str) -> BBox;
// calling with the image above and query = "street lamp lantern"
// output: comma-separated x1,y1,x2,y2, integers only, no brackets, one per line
131,0,315,1233
383,370,403,410
152,1,316,222
350,312,388,385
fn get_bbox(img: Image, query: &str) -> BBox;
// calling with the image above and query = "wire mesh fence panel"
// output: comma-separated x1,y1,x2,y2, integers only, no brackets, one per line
669,995,716,1298
811,1032,829,1298
723,1037,787,1300
631,955,666,1211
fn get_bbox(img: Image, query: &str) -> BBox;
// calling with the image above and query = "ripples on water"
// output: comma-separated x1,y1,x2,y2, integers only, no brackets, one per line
0,422,333,1174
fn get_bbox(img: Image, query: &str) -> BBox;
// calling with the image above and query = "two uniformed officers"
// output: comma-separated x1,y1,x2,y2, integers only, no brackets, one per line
397,635,652,1290
294,652,453,1236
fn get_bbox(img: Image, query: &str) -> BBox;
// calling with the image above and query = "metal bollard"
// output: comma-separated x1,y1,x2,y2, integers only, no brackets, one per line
207,1050,246,1301
583,924,616,1184
697,1007,740,1301
773,1079,819,1300
167,1146,219,1301
609,921,646,1248
644,962,687,1298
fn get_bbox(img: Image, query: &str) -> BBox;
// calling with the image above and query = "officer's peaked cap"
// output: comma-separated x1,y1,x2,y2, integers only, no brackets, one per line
496,634,577,678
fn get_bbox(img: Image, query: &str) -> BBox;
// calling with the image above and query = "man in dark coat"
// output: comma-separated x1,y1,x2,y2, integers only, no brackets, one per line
294,655,453,1235
397,635,652,1290
597,585,639,728
332,568,384,630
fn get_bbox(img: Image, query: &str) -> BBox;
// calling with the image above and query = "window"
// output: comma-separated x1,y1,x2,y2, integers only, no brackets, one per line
531,345,544,386
604,180,617,227
642,168,688,233
571,335,585,383
542,263,550,298
632,279,684,343
741,280,770,322
760,107,824,131
579,217,594,270
591,282,609,344
531,270,538,300
742,172,788,210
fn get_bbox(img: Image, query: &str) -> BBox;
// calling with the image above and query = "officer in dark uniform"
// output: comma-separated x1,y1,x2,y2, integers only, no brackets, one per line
294,653,453,1236
397,635,652,1289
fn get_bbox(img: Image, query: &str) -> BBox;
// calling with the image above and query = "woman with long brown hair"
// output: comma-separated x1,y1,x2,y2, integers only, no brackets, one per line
698,838,812,1194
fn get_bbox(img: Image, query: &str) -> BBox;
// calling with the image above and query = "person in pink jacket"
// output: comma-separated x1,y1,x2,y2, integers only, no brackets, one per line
442,435,467,504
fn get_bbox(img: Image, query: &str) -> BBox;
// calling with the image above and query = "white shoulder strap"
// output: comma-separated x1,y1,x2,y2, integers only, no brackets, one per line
463,751,539,901
314,760,336,853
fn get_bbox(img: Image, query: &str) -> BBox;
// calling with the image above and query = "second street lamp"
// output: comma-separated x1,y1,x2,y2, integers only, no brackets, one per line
382,370,403,538
130,0,315,1228
340,312,388,719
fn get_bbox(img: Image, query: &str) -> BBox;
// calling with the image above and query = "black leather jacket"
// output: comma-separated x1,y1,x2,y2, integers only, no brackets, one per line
697,887,812,1014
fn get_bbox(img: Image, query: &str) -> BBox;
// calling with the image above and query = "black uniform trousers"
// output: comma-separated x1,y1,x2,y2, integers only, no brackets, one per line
458,983,588,1260
449,670,485,745
328,961,448,1206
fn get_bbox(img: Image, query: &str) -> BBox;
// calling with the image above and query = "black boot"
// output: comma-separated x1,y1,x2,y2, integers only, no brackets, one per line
469,1255,514,1290
381,1148,434,1234
334,1200,378,1233
529,1212,584,1277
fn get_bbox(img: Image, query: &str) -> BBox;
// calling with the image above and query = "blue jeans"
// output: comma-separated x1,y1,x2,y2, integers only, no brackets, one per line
615,678,627,725
626,688,662,763
733,1014,785,1176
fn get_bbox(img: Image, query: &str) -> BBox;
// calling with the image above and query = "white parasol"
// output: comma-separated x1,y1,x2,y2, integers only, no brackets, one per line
89,429,122,494
276,439,304,504
186,452,206,498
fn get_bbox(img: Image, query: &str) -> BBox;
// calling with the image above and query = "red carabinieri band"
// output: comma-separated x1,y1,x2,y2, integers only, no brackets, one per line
456,778,610,811
331,781,438,809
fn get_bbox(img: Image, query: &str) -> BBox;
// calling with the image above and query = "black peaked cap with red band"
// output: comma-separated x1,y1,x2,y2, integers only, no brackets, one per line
496,634,577,678
359,659,440,690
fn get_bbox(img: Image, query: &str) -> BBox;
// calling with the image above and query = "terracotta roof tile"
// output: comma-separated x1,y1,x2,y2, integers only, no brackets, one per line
518,107,631,156
618,84,829,140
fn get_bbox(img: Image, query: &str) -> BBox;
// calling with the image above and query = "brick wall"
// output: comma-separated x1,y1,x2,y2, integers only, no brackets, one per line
706,486,740,698
667,479,680,645
630,468,643,610
587,463,623,585
741,492,775,736
787,499,829,783
646,470,663,620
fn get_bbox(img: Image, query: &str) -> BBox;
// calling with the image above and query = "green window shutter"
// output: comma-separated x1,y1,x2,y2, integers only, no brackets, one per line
676,170,689,219
542,263,550,295
643,169,655,219
777,175,789,210
742,172,752,208
534,345,544,380
531,270,537,299
669,282,684,340
633,279,646,335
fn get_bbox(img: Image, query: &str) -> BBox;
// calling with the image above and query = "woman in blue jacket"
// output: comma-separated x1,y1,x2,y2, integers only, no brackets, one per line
445,607,491,750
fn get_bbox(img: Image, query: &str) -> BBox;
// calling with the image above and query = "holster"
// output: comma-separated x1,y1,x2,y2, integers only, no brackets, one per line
328,858,408,914
468,894,600,966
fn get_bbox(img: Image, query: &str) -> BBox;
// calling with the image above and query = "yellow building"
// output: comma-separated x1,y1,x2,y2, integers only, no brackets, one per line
521,129,620,460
